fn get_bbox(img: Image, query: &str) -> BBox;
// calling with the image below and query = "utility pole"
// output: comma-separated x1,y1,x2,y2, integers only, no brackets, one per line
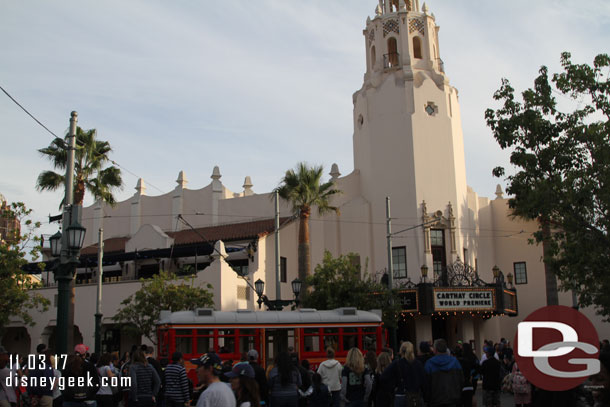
56,111,77,354
386,197,393,289
275,191,281,302
94,228,103,354
385,196,397,352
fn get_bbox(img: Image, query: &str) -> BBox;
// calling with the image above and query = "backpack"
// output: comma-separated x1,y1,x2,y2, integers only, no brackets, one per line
501,372,513,393
512,368,530,394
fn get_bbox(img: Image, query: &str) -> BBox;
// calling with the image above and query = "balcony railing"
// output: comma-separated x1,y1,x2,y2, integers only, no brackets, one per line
383,52,400,69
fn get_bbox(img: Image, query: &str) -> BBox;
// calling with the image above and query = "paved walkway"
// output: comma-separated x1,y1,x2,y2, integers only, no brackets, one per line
475,390,514,406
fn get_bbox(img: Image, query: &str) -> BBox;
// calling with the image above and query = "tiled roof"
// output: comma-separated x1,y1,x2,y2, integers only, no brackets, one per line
79,217,292,254
81,237,129,255
168,217,292,246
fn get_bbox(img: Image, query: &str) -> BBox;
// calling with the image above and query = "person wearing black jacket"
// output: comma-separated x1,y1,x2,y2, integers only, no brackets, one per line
457,343,478,407
379,342,425,407
246,350,268,406
62,344,101,406
480,347,501,407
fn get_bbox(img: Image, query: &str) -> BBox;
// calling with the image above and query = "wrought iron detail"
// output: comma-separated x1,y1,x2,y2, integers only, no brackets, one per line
397,277,417,289
433,259,488,287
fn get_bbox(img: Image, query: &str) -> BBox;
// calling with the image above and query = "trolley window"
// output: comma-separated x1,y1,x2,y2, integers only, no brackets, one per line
218,329,236,354
238,329,256,354
323,328,339,352
197,329,214,354
341,328,359,351
175,329,193,354
303,328,321,353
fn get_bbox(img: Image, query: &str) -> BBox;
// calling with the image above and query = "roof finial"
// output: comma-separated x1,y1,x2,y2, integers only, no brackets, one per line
135,178,146,195
329,163,341,179
495,184,504,199
211,166,221,181
243,176,254,196
176,170,188,188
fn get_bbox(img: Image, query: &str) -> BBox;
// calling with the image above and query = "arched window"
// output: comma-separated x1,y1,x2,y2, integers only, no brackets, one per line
413,36,422,59
387,37,398,67
371,46,376,70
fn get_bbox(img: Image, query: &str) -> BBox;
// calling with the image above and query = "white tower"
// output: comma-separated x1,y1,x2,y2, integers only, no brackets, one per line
353,0,469,279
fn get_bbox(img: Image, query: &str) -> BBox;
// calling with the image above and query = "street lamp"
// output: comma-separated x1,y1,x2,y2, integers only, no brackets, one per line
66,221,86,252
506,272,514,287
420,264,429,283
49,231,62,257
255,277,301,311
492,265,500,279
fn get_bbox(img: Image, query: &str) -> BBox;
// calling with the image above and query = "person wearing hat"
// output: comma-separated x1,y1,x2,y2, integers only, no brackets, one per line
0,346,18,407
62,344,101,406
191,354,235,407
163,352,189,407
246,350,267,406
226,363,259,407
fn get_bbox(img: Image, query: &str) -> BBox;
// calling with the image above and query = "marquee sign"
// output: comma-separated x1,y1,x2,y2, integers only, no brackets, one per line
398,289,418,312
433,288,495,311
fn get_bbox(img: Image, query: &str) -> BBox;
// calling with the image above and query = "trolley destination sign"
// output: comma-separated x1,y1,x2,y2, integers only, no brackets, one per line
433,288,495,311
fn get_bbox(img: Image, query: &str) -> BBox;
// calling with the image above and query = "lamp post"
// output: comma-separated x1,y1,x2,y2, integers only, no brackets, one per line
52,111,87,354
420,264,429,283
492,265,500,283
254,277,302,311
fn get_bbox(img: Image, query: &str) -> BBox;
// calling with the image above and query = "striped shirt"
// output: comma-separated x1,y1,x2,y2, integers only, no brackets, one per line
129,364,160,400
163,363,190,403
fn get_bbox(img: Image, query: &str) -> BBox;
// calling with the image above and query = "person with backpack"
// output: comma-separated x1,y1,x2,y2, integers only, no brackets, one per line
340,348,372,407
511,362,531,407
62,344,101,407
129,350,160,407
380,342,425,407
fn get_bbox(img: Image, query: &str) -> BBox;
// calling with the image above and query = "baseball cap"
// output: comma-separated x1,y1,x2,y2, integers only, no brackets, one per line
191,353,222,371
225,362,255,379
74,344,89,355
247,349,259,360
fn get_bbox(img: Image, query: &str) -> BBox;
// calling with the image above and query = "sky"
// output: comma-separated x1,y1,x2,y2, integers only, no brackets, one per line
1,0,609,239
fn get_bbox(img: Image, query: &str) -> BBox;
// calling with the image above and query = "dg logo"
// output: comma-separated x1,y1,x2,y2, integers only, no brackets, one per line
514,305,600,391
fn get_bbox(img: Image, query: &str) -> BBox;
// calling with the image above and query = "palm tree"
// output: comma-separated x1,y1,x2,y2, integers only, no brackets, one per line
36,127,123,206
275,163,341,293
36,127,122,351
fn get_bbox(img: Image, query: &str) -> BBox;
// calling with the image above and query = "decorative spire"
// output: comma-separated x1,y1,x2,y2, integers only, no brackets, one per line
495,184,504,199
422,2,429,14
176,170,188,189
243,176,254,196
329,163,341,179
211,166,221,181
375,4,382,16
135,178,146,195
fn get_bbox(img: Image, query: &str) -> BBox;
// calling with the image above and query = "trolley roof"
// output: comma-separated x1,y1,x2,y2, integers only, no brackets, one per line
157,308,382,327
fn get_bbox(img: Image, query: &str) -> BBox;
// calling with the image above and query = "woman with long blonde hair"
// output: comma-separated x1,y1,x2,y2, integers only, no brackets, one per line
378,341,425,407
340,348,372,406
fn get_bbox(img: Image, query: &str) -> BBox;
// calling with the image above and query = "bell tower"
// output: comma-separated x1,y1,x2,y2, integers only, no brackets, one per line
352,0,469,277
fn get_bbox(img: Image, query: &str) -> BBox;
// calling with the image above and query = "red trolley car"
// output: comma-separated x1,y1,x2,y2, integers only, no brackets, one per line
157,307,385,380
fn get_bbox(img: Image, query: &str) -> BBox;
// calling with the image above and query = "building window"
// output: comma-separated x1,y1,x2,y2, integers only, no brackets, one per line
514,262,527,284
280,257,287,283
413,36,422,59
463,248,468,264
392,246,407,278
370,46,376,70
430,229,446,280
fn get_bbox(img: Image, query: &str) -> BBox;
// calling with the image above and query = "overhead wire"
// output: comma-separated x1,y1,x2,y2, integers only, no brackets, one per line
0,83,169,196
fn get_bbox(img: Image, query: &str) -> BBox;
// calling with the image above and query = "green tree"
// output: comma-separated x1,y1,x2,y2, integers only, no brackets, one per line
274,163,340,293
112,271,215,344
36,127,123,206
486,52,610,316
0,202,50,334
302,251,401,329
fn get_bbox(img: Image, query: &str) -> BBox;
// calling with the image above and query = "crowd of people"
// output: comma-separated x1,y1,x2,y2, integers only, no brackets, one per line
1,338,610,407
